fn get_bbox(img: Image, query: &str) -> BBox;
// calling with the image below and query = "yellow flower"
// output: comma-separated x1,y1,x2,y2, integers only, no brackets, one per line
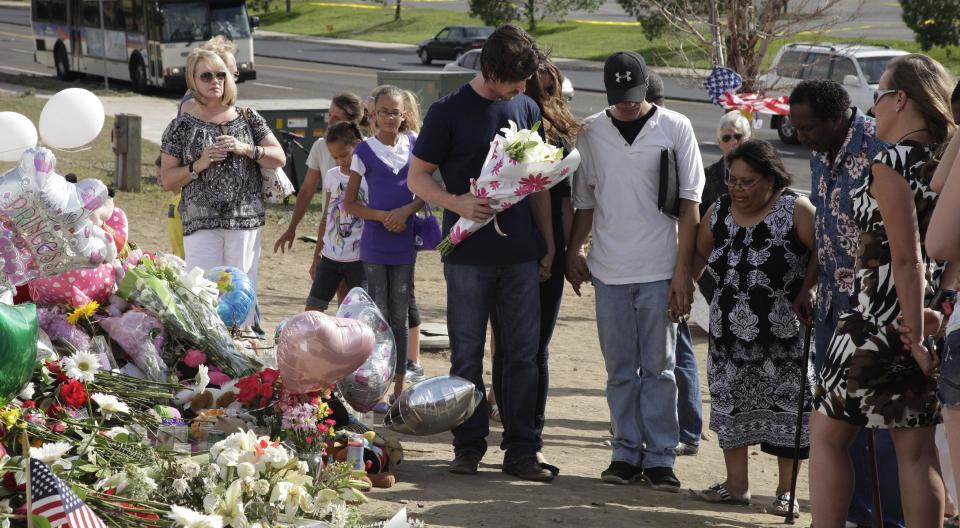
66,301,100,325
0,407,21,429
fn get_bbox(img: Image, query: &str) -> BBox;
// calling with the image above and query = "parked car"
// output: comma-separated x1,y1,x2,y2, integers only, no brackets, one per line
443,49,576,101
417,26,493,65
761,43,910,144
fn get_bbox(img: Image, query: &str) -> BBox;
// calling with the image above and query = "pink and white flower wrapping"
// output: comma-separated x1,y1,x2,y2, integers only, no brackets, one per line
437,121,581,255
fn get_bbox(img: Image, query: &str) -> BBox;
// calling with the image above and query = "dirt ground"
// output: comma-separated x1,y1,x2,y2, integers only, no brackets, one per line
119,190,813,528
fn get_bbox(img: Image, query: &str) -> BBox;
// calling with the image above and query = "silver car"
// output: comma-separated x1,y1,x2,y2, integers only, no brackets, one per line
443,50,575,101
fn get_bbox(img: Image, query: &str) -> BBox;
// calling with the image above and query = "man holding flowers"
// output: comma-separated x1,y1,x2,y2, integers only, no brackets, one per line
408,24,556,482
566,51,704,491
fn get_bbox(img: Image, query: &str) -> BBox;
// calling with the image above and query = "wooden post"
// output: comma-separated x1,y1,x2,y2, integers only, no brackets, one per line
112,114,142,192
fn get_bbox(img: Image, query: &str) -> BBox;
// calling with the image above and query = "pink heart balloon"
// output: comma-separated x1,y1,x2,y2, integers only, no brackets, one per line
277,311,375,394
27,261,116,307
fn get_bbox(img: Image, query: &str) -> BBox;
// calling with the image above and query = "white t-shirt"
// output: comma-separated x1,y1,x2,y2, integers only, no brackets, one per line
572,106,705,285
321,166,367,262
350,133,414,176
306,137,335,175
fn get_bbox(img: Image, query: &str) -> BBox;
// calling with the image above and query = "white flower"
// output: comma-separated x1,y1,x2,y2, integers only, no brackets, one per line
63,351,99,383
18,383,34,401
173,478,190,495
90,393,130,420
30,442,72,464
207,464,222,480
235,462,256,479
326,502,351,527
222,480,247,528
183,267,220,303
195,364,210,394
259,445,290,469
167,505,223,528
203,493,222,515
104,427,130,440
182,461,201,479
254,479,270,496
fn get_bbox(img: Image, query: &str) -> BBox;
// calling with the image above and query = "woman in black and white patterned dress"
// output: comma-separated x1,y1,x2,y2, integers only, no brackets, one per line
692,139,815,514
810,54,955,527
160,48,285,329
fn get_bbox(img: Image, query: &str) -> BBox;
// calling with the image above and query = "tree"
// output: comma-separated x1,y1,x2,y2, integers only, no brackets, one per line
469,0,519,26
514,0,603,31
900,0,960,50
614,0,859,92
395,0,402,20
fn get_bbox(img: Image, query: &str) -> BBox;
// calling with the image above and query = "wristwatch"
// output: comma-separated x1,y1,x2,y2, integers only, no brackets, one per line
188,161,199,181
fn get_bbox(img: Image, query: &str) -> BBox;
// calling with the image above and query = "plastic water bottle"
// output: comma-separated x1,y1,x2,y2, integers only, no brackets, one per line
346,433,365,471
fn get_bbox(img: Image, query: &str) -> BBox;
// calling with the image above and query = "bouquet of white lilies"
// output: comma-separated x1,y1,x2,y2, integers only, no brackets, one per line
435,121,581,255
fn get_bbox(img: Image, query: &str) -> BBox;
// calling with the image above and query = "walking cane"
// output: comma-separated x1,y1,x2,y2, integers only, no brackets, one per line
865,430,884,528
785,325,812,524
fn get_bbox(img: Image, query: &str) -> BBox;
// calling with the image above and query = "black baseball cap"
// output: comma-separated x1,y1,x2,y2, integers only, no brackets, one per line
604,51,649,105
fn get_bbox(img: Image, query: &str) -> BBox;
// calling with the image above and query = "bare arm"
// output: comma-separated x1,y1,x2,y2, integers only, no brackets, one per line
692,202,716,281
344,170,387,224
872,162,935,375
564,209,594,296
529,190,555,281
791,195,819,326
215,131,285,170
928,155,960,261
932,131,960,192
668,199,700,321
308,190,333,280
160,148,214,193
407,155,493,222
274,168,323,253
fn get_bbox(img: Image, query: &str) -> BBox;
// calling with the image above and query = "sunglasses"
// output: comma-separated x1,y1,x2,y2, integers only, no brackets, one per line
874,88,897,105
720,133,745,143
197,71,228,83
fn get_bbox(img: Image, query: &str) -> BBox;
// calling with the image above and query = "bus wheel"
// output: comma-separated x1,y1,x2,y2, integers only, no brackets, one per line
54,45,74,81
130,56,148,93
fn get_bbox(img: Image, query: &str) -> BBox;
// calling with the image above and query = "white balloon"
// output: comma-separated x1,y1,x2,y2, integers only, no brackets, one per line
38,89,105,149
0,112,38,162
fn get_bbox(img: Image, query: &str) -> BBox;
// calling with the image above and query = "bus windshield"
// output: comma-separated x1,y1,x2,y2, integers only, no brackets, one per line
159,2,251,43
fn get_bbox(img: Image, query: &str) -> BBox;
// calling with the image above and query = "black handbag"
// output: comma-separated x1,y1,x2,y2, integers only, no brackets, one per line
658,147,680,219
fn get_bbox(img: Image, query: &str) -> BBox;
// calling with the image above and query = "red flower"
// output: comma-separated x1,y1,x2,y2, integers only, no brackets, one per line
22,400,36,409
257,384,274,407
51,421,66,433
46,403,65,417
45,361,67,382
260,369,280,385
60,379,88,407
2,472,24,492
235,374,262,404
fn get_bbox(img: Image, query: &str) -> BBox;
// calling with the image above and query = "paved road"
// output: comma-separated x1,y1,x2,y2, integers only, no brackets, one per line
0,18,814,191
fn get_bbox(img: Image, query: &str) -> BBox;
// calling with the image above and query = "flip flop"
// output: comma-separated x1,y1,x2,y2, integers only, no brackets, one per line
770,492,800,517
694,483,751,505
539,462,560,476
488,403,501,422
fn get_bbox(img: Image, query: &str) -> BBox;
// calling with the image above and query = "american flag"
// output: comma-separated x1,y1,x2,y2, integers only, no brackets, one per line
30,458,107,528
703,66,743,106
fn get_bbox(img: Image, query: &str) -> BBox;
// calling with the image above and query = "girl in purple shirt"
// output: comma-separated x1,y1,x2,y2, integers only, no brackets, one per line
345,85,424,410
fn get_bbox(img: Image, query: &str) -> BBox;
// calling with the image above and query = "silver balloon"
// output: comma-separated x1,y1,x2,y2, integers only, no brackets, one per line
335,287,396,412
384,375,483,436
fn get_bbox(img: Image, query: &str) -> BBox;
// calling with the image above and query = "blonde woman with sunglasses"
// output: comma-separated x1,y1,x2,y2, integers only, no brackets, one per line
159,48,285,330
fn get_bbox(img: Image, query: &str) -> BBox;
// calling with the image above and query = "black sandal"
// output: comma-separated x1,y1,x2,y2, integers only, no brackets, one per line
539,462,560,476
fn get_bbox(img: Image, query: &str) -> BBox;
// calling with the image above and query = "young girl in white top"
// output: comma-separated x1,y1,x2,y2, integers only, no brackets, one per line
305,122,366,311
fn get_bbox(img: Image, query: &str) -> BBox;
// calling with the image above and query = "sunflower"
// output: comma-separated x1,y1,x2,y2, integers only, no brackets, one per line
66,301,100,325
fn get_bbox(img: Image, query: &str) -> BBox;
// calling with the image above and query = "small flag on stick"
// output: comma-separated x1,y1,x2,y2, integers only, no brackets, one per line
30,458,106,528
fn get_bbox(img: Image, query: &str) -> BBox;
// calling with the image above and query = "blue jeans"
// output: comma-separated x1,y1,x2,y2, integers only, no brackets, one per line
939,330,960,407
817,309,905,528
675,322,702,446
594,278,678,469
445,261,541,461
364,263,414,374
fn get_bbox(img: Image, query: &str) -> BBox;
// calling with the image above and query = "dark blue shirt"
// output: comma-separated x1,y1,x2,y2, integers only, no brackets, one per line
809,108,886,321
414,83,543,265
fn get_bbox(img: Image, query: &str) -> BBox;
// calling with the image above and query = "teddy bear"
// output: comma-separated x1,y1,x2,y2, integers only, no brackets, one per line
327,430,403,489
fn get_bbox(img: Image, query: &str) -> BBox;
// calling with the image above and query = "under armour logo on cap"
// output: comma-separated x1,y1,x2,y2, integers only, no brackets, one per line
603,51,649,105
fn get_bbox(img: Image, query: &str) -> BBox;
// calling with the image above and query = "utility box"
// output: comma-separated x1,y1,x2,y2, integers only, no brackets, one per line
376,71,475,111
112,114,142,192
242,99,332,193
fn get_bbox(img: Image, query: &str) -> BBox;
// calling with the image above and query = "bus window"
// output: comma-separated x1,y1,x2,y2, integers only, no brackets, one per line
122,0,142,32
159,2,206,42
81,0,101,27
210,4,250,39
103,0,122,30
33,0,68,22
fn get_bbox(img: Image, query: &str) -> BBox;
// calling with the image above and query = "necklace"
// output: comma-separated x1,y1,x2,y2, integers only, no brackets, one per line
896,128,929,144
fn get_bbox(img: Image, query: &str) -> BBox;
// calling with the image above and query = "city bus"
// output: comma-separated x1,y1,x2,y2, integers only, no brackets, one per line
31,0,258,92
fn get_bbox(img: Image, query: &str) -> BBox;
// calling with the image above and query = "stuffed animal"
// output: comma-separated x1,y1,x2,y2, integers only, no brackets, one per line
327,430,403,489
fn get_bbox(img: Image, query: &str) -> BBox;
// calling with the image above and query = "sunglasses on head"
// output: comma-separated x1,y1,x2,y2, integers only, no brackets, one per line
720,133,744,143
197,71,228,83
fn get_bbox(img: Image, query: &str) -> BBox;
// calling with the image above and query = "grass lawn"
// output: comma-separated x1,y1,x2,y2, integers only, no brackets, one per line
254,0,708,65
256,0,960,74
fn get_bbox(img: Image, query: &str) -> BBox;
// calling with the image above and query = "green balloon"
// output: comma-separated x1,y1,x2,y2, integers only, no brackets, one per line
0,303,38,401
